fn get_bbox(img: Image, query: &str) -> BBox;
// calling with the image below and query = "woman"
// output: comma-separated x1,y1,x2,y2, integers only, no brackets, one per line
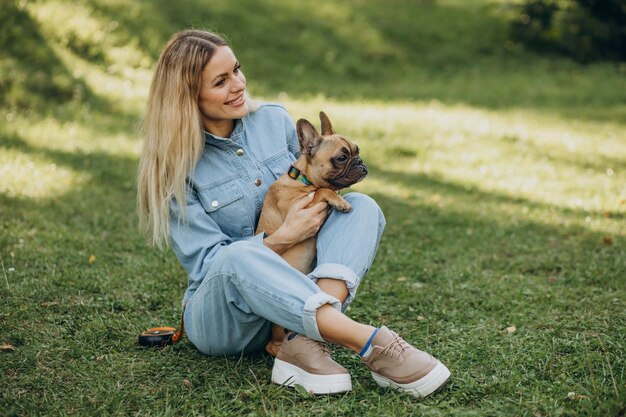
137,29,450,397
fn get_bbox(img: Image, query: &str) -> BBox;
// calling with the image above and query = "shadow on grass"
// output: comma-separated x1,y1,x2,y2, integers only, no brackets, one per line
5,0,625,124
0,2,140,126
97,0,626,122
367,160,625,221
362,166,623,284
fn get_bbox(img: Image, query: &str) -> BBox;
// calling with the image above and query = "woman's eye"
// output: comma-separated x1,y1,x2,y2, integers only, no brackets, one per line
215,79,226,87
234,64,241,74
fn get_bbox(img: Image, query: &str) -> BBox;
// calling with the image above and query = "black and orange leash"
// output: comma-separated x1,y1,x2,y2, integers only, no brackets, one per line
138,303,187,348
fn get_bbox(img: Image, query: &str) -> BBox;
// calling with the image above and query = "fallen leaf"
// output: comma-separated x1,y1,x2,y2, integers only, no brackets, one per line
294,384,313,396
416,315,426,321
567,391,590,400
88,255,96,264
603,237,613,246
397,276,407,282
1,343,15,352
41,301,59,307
183,379,192,388
602,211,611,218
506,326,516,334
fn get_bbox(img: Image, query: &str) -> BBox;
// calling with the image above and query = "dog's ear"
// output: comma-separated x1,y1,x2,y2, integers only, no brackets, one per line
319,111,335,136
297,118,323,157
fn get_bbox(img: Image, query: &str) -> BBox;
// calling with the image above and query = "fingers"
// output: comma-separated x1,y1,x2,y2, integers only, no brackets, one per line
293,192,316,209
307,201,329,214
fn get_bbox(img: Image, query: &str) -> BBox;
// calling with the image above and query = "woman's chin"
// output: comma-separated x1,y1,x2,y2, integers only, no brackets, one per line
226,103,249,119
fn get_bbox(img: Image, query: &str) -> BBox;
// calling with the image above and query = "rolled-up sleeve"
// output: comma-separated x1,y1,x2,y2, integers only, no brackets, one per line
169,190,265,291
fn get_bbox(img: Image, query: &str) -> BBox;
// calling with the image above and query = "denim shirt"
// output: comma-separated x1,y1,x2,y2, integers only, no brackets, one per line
169,103,300,301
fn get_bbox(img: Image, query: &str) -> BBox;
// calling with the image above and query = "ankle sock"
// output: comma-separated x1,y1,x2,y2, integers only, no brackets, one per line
359,328,379,358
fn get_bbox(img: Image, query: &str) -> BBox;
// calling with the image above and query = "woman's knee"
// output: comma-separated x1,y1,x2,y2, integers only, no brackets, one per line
344,192,386,227
212,240,264,269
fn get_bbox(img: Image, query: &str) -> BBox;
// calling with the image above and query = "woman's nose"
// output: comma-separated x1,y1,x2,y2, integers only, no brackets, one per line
231,75,245,91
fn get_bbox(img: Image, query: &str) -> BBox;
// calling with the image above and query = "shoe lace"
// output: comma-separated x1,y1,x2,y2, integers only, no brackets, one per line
378,332,411,360
302,337,330,355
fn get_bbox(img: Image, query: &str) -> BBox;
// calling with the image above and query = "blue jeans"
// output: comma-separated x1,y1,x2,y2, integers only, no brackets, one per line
183,193,386,356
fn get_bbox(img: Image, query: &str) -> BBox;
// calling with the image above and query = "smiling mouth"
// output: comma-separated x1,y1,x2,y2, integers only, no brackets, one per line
225,94,245,106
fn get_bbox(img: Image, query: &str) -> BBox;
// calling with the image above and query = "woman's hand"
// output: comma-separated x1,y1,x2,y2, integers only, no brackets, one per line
263,192,329,255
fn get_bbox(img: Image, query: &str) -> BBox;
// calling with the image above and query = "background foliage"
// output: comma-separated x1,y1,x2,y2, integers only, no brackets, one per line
510,0,626,62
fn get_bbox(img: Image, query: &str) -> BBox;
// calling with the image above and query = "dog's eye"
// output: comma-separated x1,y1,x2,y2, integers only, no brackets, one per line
336,155,348,162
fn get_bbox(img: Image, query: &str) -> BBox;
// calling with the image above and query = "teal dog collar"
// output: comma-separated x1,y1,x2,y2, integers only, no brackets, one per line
287,165,313,186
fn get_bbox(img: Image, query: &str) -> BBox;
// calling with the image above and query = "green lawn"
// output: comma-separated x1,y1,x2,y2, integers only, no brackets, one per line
1,0,625,416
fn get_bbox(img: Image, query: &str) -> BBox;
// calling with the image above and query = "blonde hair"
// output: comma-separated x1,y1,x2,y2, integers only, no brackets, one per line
138,29,250,248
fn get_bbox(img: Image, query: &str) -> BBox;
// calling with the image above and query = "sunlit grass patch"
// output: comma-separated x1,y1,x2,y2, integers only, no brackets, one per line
284,97,625,241
25,0,152,113
0,148,89,199
3,114,141,158
287,98,625,198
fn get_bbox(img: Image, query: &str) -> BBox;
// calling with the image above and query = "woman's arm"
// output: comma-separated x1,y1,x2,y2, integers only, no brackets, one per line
169,190,265,282
262,193,329,255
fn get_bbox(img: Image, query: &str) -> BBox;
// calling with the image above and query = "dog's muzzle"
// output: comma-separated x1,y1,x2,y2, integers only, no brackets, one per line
329,158,368,188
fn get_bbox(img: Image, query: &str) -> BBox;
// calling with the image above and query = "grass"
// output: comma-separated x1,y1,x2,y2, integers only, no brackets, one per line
1,0,625,416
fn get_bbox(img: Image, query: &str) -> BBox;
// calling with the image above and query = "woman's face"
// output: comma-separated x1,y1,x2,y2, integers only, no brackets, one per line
198,46,248,135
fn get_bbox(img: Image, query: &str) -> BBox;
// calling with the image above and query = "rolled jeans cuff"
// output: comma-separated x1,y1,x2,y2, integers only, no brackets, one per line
302,291,342,342
308,263,359,310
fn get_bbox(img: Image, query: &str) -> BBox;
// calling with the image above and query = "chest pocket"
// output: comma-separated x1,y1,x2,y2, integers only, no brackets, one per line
196,180,253,238
266,151,296,179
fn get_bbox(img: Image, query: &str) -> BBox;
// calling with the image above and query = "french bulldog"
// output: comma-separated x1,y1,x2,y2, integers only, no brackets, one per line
256,111,368,356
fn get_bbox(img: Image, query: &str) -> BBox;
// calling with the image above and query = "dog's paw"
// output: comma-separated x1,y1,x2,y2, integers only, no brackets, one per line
332,201,352,212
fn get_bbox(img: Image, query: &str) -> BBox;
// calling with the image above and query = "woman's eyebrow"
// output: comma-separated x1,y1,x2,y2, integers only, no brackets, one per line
211,73,227,83
211,62,239,83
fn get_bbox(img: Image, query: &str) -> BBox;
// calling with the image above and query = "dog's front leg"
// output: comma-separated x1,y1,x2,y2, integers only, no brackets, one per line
312,188,352,212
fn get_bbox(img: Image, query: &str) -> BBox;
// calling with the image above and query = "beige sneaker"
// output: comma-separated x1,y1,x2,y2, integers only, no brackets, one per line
271,333,352,394
362,326,450,397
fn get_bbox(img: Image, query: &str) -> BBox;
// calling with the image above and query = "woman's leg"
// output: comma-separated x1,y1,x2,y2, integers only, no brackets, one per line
310,193,386,309
312,193,451,397
183,239,359,394
183,239,344,356
183,194,449,396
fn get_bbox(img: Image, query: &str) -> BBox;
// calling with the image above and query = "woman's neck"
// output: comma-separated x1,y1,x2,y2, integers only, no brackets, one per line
203,119,235,138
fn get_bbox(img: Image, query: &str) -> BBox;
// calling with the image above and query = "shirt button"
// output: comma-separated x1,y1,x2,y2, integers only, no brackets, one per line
254,179,262,186
211,200,219,208
236,149,244,156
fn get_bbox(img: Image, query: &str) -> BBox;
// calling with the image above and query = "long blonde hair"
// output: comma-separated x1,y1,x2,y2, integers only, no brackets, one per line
137,30,229,249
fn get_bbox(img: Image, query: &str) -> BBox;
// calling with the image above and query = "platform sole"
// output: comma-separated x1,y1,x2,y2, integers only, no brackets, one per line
271,358,352,394
371,361,451,397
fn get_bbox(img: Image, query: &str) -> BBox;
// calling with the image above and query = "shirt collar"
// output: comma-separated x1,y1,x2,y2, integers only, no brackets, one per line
203,118,245,145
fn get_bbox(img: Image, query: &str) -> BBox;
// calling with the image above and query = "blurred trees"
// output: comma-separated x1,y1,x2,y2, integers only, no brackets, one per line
510,0,626,62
